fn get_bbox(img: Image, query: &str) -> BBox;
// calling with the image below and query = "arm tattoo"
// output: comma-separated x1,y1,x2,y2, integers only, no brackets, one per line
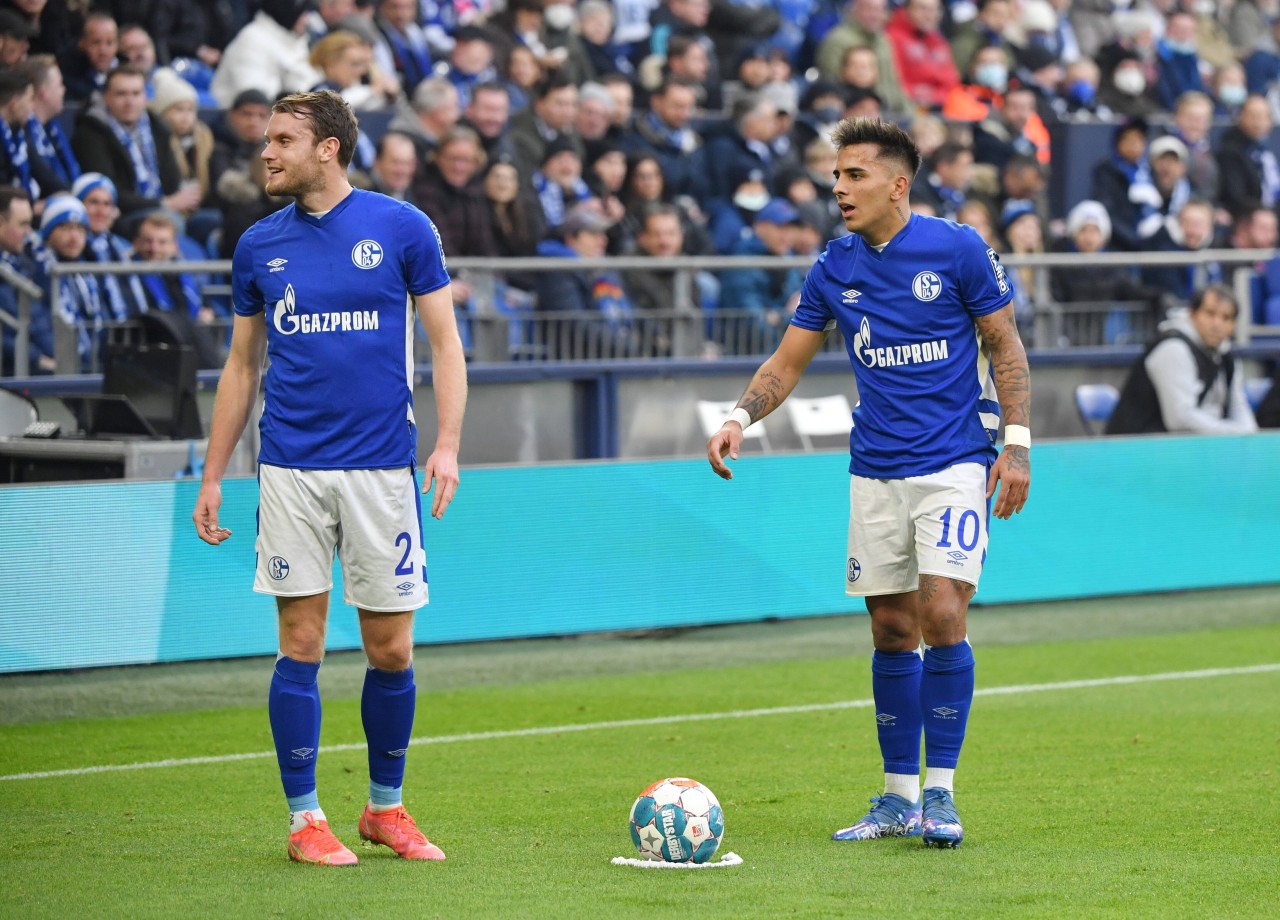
977,308,1031,428
1004,444,1029,475
739,370,786,422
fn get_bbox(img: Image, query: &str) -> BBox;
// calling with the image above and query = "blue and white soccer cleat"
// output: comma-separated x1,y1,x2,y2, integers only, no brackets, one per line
921,787,964,848
831,793,922,841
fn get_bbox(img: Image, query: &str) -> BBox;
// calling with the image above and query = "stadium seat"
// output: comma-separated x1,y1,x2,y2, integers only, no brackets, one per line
696,399,771,451
1074,383,1120,436
1244,377,1273,413
0,387,38,437
785,394,853,450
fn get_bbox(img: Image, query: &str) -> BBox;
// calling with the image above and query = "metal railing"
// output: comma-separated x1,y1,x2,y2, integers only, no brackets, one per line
0,261,43,378
12,248,1279,375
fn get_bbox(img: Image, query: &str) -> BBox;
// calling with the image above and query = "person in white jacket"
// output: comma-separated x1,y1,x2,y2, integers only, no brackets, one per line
1107,284,1258,434
210,0,321,108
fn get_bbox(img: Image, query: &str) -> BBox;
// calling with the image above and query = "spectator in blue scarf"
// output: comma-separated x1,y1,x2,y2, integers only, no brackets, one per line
72,172,147,323
34,194,103,370
0,68,45,204
18,55,80,195
1090,117,1155,252
1217,94,1280,217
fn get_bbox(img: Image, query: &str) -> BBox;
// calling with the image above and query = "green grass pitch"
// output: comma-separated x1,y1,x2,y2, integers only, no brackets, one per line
1,588,1278,919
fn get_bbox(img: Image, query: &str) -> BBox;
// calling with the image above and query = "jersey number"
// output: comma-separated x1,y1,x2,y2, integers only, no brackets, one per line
394,532,414,576
936,508,980,552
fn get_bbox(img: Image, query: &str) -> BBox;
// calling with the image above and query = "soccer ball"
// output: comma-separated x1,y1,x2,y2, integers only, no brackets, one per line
628,777,725,863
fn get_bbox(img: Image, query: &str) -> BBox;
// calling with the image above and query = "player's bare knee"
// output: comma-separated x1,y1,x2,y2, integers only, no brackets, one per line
279,631,325,663
920,613,967,648
365,640,412,671
919,600,969,646
869,609,921,651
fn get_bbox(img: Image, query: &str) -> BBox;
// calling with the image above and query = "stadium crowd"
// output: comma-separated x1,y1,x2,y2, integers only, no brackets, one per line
3,0,1280,383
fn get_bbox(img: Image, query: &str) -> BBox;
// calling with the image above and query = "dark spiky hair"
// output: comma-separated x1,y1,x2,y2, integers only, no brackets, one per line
829,117,923,180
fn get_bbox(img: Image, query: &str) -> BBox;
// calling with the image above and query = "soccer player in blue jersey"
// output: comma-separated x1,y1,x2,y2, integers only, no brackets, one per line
192,90,467,866
707,118,1031,848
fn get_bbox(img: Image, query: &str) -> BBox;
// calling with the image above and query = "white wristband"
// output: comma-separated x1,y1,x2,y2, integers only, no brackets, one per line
1004,424,1031,449
726,408,753,431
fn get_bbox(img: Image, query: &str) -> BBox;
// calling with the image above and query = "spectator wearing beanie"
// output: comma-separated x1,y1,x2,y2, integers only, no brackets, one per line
33,193,104,370
71,171,148,322
150,68,213,209
1050,198,1162,337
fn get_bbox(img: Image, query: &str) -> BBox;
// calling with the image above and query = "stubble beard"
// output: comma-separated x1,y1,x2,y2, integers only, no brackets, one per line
266,166,322,201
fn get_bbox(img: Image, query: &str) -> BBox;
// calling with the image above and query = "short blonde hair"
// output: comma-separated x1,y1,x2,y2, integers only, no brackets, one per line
310,30,369,71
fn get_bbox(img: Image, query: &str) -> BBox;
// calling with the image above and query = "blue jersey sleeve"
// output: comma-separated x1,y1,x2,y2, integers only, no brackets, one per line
231,226,264,317
399,204,451,297
791,255,836,332
956,225,1011,318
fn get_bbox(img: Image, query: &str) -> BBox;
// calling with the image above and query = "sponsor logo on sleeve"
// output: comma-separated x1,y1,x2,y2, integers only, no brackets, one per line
986,248,1009,295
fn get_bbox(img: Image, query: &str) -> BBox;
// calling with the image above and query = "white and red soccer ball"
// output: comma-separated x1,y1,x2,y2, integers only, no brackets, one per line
628,777,725,863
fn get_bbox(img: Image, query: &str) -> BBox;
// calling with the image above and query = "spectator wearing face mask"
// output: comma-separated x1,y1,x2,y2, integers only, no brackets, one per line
1211,62,1250,118
1155,12,1205,110
950,0,1016,78
1098,49,1162,119
1057,58,1112,122
942,45,1009,123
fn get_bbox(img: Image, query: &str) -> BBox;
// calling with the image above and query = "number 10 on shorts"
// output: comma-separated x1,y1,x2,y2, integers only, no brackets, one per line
936,507,981,552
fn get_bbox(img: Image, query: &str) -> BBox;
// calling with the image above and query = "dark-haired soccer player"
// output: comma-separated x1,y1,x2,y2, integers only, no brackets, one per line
707,118,1030,848
194,90,467,866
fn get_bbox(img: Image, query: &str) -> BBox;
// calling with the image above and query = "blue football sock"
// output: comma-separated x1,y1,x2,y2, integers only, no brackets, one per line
921,641,976,771
871,650,923,777
268,656,322,802
362,665,416,800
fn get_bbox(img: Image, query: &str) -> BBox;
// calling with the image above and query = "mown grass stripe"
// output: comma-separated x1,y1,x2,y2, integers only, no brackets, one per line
3,662,1276,782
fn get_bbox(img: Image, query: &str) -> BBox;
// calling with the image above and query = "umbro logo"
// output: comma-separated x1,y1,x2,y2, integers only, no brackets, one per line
290,747,315,759
842,288,861,304
387,748,408,758
932,707,958,718
396,582,415,592
268,258,288,272
875,712,896,724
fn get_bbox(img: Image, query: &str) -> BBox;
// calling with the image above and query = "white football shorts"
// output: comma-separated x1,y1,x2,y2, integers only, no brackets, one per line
254,464,429,612
845,461,990,597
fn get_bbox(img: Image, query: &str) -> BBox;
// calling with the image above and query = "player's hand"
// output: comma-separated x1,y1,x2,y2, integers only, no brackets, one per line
987,445,1030,520
422,447,460,519
193,482,232,544
707,423,743,481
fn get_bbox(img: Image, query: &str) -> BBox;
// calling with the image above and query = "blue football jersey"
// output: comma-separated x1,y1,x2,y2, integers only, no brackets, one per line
791,214,1010,478
232,189,450,470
